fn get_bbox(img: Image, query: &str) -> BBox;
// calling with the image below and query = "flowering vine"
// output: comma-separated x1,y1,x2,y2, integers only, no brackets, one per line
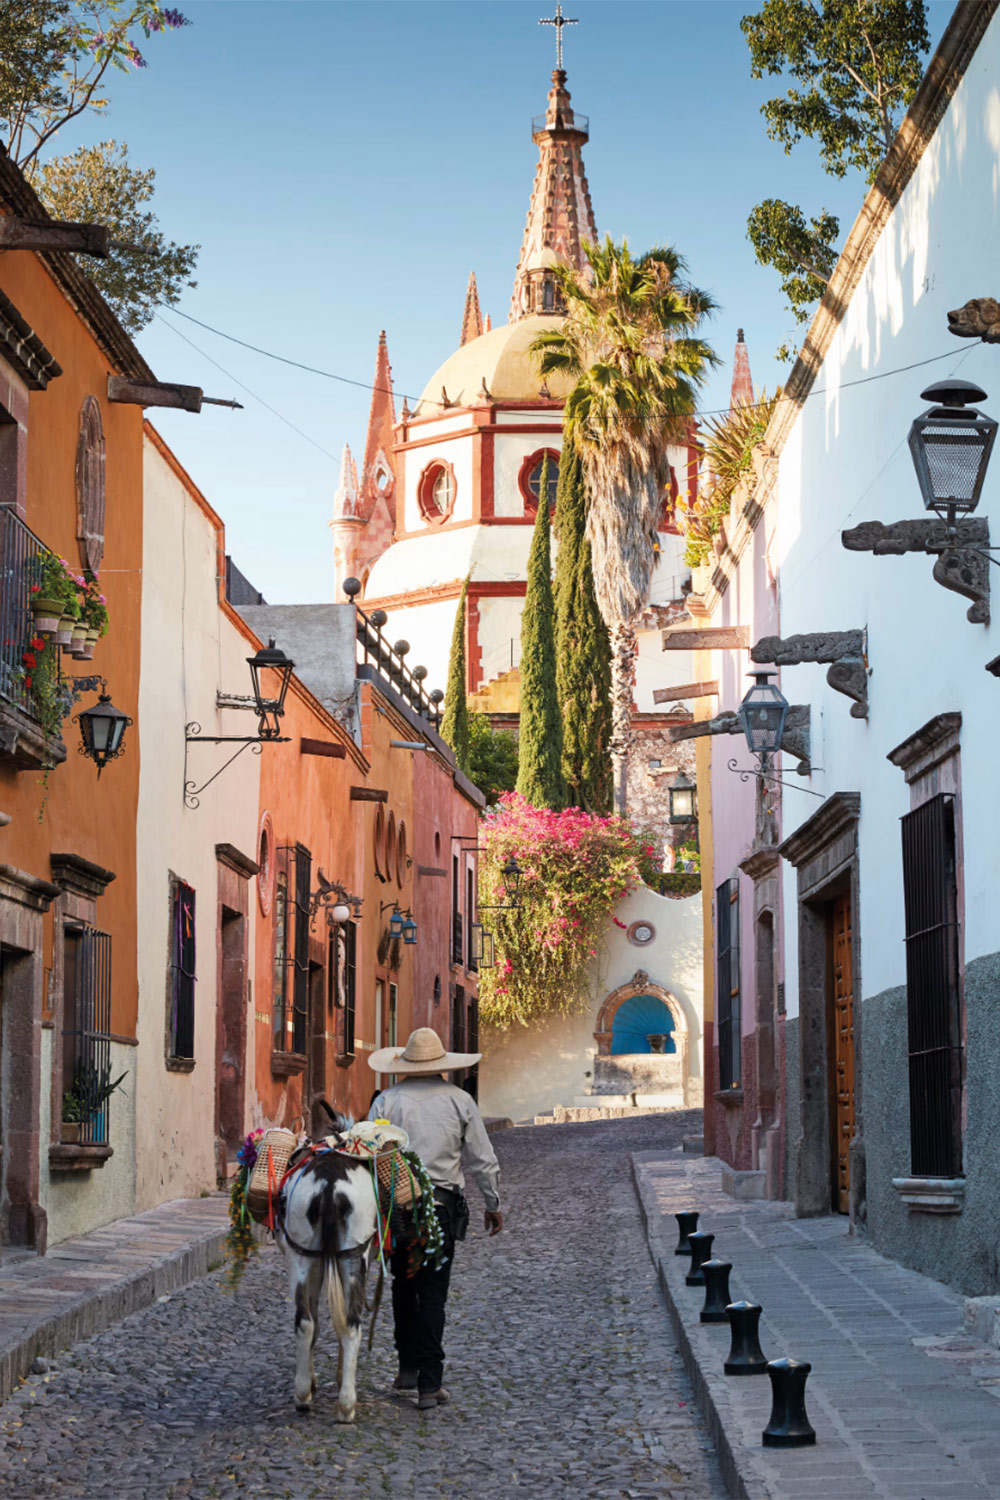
477,793,653,1030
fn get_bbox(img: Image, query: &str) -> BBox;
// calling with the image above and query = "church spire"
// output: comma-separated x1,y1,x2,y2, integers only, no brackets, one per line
333,443,358,517
461,271,483,345
730,328,754,410
359,330,397,516
509,63,597,323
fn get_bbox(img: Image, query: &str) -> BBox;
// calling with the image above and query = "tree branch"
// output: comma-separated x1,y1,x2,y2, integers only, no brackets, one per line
16,48,116,168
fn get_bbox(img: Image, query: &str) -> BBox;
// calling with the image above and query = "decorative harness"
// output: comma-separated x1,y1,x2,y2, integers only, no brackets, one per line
275,1141,382,1263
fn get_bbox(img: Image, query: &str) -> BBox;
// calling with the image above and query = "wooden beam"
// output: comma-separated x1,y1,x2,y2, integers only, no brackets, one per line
652,680,719,704
661,625,749,652
350,786,388,802
300,738,346,759
108,375,203,413
0,216,110,257
418,866,448,877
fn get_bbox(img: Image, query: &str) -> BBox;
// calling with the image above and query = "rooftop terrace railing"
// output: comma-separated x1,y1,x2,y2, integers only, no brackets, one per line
343,579,443,730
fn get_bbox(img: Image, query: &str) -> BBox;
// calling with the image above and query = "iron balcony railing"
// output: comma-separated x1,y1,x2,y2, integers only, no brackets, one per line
0,505,45,714
532,112,588,135
354,599,442,728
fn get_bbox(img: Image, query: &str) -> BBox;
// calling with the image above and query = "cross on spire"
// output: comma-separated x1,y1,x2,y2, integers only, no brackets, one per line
539,3,577,70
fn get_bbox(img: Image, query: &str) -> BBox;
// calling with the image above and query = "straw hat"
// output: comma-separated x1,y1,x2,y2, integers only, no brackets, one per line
368,1025,481,1076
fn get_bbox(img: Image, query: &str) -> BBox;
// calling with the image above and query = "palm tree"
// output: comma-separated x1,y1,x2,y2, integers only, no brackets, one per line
532,236,718,815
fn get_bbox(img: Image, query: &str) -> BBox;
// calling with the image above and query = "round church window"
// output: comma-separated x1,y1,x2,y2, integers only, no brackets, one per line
519,449,560,514
418,460,457,524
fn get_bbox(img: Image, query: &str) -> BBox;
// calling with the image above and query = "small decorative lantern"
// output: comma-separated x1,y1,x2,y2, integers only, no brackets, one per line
668,771,697,824
501,855,524,900
908,378,997,521
76,690,132,777
400,911,418,946
738,671,789,761
331,902,351,924
470,922,495,969
384,905,404,939
248,638,294,739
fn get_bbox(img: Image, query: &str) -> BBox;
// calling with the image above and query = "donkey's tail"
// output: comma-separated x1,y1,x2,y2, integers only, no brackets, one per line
326,1256,350,1342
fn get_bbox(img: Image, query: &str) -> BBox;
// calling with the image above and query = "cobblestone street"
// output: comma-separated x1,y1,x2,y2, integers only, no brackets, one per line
0,1114,724,1500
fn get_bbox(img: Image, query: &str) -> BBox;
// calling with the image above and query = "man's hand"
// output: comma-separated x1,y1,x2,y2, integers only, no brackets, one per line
485,1210,503,1236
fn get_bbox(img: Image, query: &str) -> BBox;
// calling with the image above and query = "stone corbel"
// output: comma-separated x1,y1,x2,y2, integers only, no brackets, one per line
669,705,811,773
751,630,869,720
842,518,990,625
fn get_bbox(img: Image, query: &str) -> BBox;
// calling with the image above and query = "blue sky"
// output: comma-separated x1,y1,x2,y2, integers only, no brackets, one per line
67,0,952,602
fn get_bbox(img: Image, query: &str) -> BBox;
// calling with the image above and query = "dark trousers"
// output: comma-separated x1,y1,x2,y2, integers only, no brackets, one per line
390,1208,455,1394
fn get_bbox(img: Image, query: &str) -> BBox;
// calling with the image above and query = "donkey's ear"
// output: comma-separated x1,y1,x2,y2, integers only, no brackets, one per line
318,1097,351,1133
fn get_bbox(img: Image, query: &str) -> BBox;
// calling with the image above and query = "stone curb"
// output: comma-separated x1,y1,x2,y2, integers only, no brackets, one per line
632,1152,761,1500
0,1217,228,1409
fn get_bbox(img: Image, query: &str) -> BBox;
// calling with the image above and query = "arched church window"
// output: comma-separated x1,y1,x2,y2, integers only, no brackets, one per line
76,394,106,572
518,449,560,514
542,279,555,312
417,460,457,524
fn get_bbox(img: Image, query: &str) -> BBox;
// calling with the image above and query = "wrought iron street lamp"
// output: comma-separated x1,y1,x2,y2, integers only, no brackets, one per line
381,902,404,939
738,671,789,762
908,378,998,525
668,771,697,824
401,911,418,946
248,637,295,739
75,685,132,777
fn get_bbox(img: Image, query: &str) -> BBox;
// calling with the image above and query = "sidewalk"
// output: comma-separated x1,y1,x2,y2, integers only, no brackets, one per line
634,1150,1000,1500
0,1194,228,1408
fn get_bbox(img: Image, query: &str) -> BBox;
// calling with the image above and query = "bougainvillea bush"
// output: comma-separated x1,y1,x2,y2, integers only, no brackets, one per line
478,793,655,1030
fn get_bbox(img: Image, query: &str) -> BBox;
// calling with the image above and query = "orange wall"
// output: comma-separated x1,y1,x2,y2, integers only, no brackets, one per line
0,251,143,1037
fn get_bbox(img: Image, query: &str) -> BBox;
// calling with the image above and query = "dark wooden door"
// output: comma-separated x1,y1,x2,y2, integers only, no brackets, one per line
831,893,855,1214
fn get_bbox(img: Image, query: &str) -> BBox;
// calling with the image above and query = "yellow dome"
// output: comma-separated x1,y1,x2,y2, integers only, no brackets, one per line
414,316,573,416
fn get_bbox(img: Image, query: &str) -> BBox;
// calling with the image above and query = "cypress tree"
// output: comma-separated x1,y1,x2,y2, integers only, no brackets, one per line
440,576,471,772
554,446,613,812
516,456,566,809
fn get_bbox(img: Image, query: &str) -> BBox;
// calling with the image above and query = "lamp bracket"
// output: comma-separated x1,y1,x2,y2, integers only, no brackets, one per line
68,674,105,695
727,757,826,799
182,721,288,809
842,517,990,625
309,870,362,927
752,631,869,720
670,706,812,774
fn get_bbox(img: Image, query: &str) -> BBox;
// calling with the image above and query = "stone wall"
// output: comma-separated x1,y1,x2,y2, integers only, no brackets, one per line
627,730,698,857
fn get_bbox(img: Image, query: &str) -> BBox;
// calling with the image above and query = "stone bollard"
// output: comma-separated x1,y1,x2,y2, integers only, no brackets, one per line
762,1358,816,1447
674,1210,699,1257
685,1230,715,1286
699,1259,733,1323
724,1301,769,1375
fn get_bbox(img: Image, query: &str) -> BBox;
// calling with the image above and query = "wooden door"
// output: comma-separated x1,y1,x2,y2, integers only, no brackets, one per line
831,893,855,1214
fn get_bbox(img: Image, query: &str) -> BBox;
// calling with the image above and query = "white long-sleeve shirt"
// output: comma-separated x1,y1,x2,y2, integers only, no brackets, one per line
368,1075,502,1212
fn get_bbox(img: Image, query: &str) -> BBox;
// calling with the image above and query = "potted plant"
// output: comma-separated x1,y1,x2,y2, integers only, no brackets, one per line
647,1033,668,1054
30,553,74,638
60,1089,85,1143
61,1064,127,1142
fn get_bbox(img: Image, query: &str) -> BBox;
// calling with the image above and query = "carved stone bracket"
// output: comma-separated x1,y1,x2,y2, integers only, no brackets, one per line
752,630,869,720
842,518,990,625
669,704,811,773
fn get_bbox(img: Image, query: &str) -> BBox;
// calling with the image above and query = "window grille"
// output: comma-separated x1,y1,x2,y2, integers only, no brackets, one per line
342,920,357,1057
716,877,741,1090
901,794,963,1177
169,881,196,1059
292,843,311,1056
452,856,463,965
0,506,45,714
63,925,114,1146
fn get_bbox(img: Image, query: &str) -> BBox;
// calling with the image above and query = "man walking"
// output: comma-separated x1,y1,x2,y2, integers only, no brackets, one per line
368,1026,503,1410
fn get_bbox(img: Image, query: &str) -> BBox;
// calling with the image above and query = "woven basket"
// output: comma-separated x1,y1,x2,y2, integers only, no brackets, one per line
376,1147,421,1210
247,1128,298,1222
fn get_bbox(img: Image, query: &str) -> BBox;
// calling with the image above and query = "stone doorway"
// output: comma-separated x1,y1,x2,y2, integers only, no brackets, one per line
830,892,855,1215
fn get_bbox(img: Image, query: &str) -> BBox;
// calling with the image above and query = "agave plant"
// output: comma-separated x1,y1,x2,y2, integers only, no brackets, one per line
532,236,718,814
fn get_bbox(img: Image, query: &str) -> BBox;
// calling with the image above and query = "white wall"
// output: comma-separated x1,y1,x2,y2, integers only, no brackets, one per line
135,437,260,1210
479,884,703,1122
772,15,1000,1015
401,430,476,532
493,430,562,517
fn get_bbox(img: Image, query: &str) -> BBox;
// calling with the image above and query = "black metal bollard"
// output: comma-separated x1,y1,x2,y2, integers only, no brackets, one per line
699,1259,733,1323
674,1210,699,1256
685,1230,715,1286
724,1301,769,1375
762,1358,816,1447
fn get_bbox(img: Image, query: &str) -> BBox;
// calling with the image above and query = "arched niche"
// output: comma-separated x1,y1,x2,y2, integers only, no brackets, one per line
76,394,106,573
594,968,688,1074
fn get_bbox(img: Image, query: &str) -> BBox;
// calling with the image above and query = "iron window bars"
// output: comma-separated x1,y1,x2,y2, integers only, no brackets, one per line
169,880,196,1059
0,506,44,715
63,924,114,1146
716,877,742,1091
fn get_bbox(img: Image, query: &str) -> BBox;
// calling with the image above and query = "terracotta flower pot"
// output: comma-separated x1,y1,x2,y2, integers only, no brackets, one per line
60,1121,81,1144
70,627,87,655
78,638,96,661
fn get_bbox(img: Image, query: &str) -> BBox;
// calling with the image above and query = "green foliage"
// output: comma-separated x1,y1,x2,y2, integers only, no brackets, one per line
468,713,518,806
440,577,470,773
742,0,930,180
516,455,565,810
553,446,612,812
1,2,191,170
62,1063,127,1121
682,386,782,568
674,837,702,873
746,200,839,339
742,0,930,336
477,794,647,1030
660,872,702,898
35,141,198,332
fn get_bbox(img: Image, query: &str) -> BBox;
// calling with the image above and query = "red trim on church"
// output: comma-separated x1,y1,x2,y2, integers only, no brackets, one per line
416,458,457,525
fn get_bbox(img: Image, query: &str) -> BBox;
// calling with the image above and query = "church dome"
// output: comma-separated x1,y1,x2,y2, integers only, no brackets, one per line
414,315,574,416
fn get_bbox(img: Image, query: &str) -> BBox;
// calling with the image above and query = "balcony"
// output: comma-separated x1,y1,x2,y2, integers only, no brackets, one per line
0,507,67,771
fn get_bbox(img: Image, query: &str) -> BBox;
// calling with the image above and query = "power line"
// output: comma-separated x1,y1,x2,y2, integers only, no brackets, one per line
154,311,342,466
159,303,981,422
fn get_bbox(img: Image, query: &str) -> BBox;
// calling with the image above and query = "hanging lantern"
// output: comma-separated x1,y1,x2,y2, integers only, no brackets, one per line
247,638,294,739
908,378,997,520
401,911,418,946
331,902,351,924
668,771,697,824
738,671,789,760
76,691,132,777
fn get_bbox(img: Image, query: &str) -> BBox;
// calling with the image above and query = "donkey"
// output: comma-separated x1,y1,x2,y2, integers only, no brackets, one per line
277,1127,380,1422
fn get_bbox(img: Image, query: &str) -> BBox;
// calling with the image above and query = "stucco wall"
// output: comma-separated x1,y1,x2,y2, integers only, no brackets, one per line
479,885,703,1122
41,1035,137,1244
134,434,261,1210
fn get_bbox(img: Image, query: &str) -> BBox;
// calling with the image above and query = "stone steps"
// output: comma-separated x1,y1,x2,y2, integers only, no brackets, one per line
533,1104,680,1125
